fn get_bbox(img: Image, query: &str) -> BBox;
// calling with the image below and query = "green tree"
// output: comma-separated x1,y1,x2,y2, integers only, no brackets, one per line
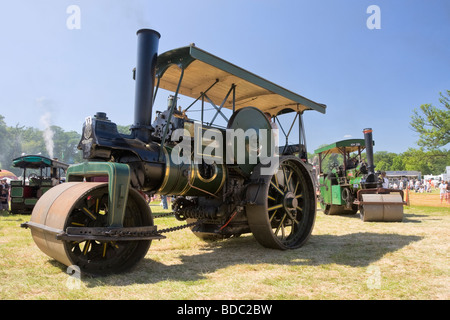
410,90,450,150
0,114,84,174
401,148,449,175
52,126,83,164
117,124,132,135
20,127,45,155
391,155,405,171
373,151,397,171
0,115,11,168
8,124,25,160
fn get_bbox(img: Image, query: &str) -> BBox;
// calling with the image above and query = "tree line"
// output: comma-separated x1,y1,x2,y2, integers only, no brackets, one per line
0,115,132,176
372,149,448,175
0,115,82,176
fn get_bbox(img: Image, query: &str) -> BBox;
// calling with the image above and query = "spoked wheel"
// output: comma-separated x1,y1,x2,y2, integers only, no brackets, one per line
30,182,153,275
246,156,316,249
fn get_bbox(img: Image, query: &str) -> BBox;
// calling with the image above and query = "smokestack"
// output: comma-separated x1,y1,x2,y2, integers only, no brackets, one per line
363,128,375,175
131,29,161,142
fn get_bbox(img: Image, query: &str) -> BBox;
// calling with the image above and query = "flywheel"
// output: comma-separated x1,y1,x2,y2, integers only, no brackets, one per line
227,106,273,176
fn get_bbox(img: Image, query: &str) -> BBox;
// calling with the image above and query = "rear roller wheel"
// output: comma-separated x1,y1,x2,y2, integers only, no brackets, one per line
30,182,153,275
246,156,316,249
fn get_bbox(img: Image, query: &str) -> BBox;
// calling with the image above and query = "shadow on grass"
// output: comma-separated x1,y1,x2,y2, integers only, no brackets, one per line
317,209,429,223
78,231,422,287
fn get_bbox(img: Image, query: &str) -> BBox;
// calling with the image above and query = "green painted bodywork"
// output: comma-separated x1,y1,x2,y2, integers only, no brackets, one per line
315,139,372,209
318,170,363,206
10,155,69,214
66,162,131,227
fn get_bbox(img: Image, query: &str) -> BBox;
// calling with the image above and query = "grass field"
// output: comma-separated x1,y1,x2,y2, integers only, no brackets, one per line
0,191,448,300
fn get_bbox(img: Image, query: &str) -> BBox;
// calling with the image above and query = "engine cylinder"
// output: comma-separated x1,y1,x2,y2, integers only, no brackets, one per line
157,147,226,196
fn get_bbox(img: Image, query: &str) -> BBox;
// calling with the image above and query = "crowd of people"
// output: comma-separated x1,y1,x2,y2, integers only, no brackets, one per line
436,180,449,204
1,174,449,212
385,176,449,204
0,178,10,213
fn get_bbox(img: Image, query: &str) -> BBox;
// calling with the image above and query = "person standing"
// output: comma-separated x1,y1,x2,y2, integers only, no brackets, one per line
161,195,168,209
380,172,389,189
447,181,450,204
439,181,448,204
0,185,8,213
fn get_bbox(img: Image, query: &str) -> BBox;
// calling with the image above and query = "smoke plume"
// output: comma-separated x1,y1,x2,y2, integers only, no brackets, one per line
36,97,54,159
40,111,54,159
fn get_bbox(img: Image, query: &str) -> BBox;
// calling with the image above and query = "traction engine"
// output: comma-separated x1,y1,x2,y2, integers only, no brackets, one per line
22,29,326,275
314,129,405,221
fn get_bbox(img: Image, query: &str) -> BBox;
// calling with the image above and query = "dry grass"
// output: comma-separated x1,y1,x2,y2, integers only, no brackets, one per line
0,194,449,300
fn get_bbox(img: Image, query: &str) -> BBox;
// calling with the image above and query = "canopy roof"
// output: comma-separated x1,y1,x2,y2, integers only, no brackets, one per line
155,45,326,116
12,155,69,170
314,139,370,155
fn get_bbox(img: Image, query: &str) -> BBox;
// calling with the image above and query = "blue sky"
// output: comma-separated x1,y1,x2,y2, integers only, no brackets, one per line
0,0,449,154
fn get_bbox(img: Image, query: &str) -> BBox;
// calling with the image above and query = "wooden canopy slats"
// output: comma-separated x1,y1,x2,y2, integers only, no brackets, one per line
155,45,326,116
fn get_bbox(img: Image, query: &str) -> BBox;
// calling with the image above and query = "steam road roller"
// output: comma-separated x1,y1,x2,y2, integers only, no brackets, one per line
314,128,405,222
22,29,326,275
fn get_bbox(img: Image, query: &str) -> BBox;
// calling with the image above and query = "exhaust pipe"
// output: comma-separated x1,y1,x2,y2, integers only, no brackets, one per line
363,128,375,181
131,29,161,143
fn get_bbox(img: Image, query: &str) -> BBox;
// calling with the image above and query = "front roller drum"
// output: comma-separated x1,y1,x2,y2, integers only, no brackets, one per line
29,182,153,275
360,194,404,222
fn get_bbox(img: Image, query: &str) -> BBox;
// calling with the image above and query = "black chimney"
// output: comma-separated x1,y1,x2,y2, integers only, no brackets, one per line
363,128,375,177
131,29,161,143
